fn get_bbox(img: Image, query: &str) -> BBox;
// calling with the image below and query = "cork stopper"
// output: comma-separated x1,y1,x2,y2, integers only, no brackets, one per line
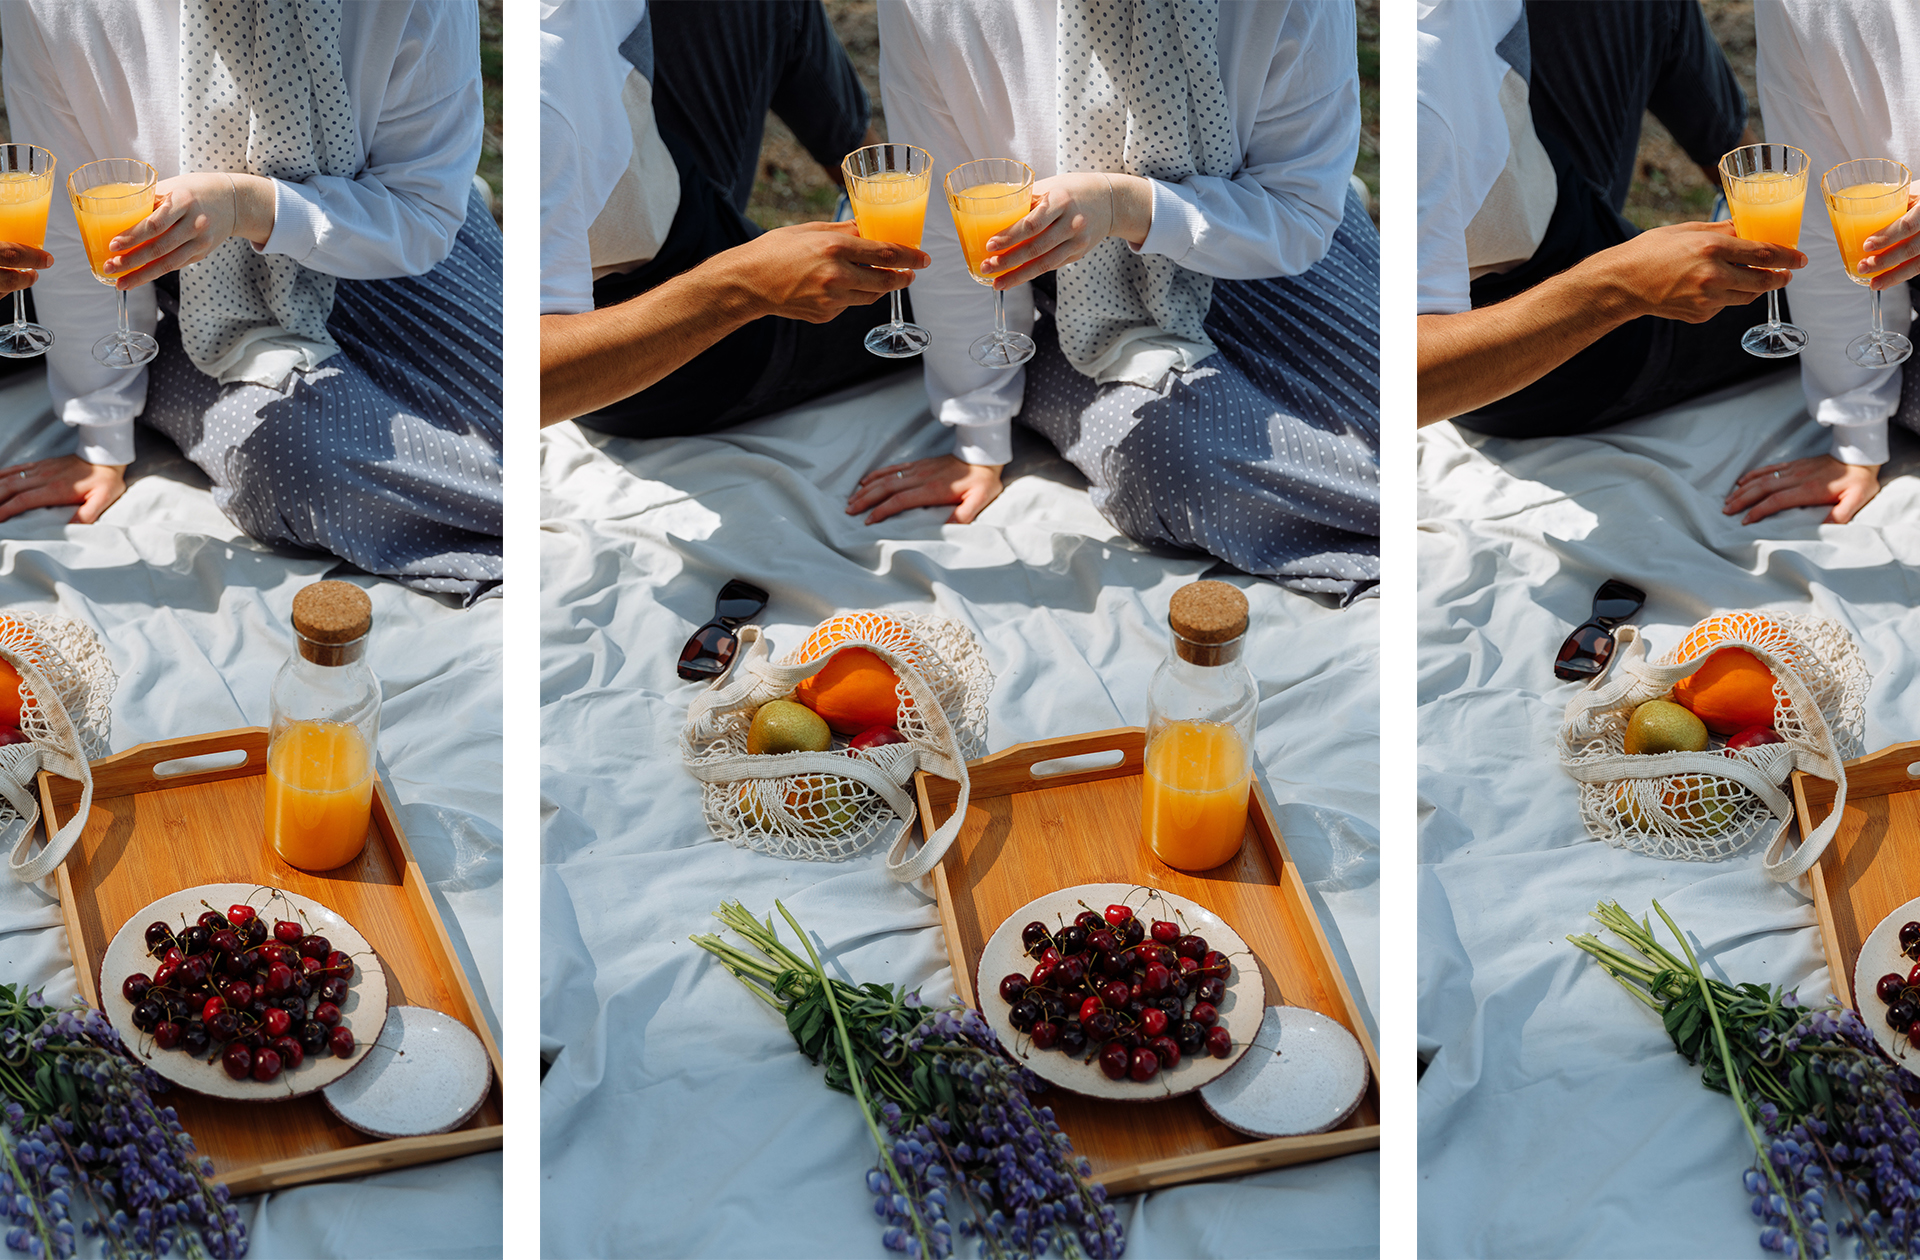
1168,581,1248,666
292,581,372,666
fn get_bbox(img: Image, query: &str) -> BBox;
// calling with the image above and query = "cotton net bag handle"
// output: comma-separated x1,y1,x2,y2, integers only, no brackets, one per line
1560,624,1848,883
684,625,973,883
2,643,96,884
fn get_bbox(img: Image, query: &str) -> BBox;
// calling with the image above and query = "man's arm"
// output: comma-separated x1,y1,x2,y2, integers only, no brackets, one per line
540,221,928,427
1417,221,1806,426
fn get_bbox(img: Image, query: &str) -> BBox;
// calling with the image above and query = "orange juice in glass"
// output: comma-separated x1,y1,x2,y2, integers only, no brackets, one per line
1822,158,1913,368
1720,144,1809,359
0,144,55,358
265,720,375,871
1143,720,1252,871
67,158,159,368
944,158,1036,368
843,144,933,358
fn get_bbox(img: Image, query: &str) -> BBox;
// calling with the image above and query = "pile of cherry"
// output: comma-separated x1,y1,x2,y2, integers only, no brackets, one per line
997,901,1233,1085
120,902,357,1084
1871,918,1920,1049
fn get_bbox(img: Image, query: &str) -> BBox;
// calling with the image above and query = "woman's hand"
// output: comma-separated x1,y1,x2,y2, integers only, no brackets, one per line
1723,455,1880,525
0,243,53,297
0,456,127,525
1856,194,1920,289
979,172,1154,290
104,172,276,289
846,455,1004,525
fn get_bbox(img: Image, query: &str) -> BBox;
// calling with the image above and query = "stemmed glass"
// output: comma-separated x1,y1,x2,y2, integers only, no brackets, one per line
67,158,158,369
842,144,933,358
1822,157,1913,368
944,158,1036,369
1719,144,1808,359
0,145,56,359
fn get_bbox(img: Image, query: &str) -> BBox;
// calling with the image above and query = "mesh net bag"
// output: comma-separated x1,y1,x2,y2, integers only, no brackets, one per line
1558,611,1868,881
681,611,992,881
0,613,117,883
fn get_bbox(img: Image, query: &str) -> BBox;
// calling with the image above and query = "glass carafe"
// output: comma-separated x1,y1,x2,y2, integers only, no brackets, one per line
266,582,380,871
1142,582,1257,871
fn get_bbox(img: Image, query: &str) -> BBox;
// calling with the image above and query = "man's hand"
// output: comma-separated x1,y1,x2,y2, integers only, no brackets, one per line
846,455,1004,525
1856,194,1920,290
1586,221,1803,323
0,456,127,525
717,221,926,323
0,243,53,297
1724,455,1880,525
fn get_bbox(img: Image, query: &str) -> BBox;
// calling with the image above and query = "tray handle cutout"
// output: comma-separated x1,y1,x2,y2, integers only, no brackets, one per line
1030,749,1125,778
154,749,251,778
957,727,1146,803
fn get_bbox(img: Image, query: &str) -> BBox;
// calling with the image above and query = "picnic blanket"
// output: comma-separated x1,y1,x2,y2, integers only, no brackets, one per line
0,366,503,1259
1417,369,1920,1258
540,369,1381,1259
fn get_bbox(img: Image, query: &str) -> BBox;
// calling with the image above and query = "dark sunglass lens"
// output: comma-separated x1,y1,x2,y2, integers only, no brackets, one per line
714,579,769,623
1554,623,1615,680
677,623,738,680
1590,579,1646,623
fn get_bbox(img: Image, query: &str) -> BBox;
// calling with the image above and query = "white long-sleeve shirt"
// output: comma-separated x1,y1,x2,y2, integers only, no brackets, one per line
1753,0,1920,468
0,2,481,466
877,0,1359,466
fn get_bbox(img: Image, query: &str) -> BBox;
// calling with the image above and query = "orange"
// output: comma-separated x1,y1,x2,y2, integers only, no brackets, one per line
1673,612,1798,667
792,613,920,736
0,658,21,729
1672,648,1779,736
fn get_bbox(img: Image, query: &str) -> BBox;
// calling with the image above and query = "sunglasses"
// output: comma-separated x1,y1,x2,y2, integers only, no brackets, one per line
676,579,770,682
1553,578,1646,682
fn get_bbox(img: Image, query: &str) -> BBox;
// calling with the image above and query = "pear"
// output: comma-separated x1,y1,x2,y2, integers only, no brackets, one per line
747,699,832,755
1623,699,1710,756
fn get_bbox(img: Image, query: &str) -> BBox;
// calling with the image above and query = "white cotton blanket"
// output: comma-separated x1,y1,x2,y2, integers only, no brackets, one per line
539,369,1381,1259
1417,369,1920,1258
0,366,503,1258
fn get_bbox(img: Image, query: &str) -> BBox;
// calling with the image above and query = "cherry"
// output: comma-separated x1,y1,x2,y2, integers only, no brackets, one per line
1889,1000,1918,1032
1059,925,1089,956
161,946,185,969
144,921,175,952
1174,1019,1206,1056
1099,981,1130,1009
122,973,152,1003
1030,960,1057,989
202,996,226,1023
223,981,254,1008
1206,1027,1233,1058
1098,1042,1130,1080
1902,920,1920,954
1087,929,1117,955
1059,1023,1088,1058
299,935,331,960
1078,996,1103,1025
263,964,296,996
1175,934,1207,961
1009,999,1041,1032
324,951,352,975
129,1000,161,1032
222,1044,252,1080
1128,1048,1160,1082
1020,921,1051,954
328,1026,355,1058
1150,919,1180,945
154,1021,183,1050
314,1002,341,1027
1055,956,1087,988
1191,1001,1219,1027
226,904,256,927
1104,904,1132,928
181,926,210,955
152,961,180,989
1096,950,1126,978
1074,911,1105,932
273,919,303,945
318,977,349,1005
272,1036,305,1071
299,1020,329,1053
1200,950,1229,975
264,1008,291,1037
1141,1008,1168,1037
1085,1011,1116,1042
244,919,268,947
180,957,210,986
207,1011,239,1041
182,1022,210,1055
1121,919,1145,948
252,1048,283,1082
1149,1035,1181,1070
1176,956,1199,976
301,957,323,976
1197,978,1226,1006
1142,964,1172,997
1031,1021,1061,1050
210,929,241,956
999,974,1029,1003
1909,962,1920,988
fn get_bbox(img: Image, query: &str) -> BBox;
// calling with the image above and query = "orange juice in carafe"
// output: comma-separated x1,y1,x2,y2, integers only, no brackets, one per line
266,720,373,870
1142,581,1258,872
267,581,381,871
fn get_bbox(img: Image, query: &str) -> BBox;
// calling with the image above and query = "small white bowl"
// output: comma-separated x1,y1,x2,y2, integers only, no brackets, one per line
323,1005,493,1137
1200,1005,1371,1138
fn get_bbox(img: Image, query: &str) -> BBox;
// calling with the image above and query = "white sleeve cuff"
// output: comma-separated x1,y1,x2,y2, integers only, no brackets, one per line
1135,179,1202,263
1828,420,1888,467
951,421,1011,467
259,179,325,263
75,420,135,467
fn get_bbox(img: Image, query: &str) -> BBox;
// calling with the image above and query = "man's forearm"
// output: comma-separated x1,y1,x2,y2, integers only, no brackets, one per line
540,262,765,427
1417,261,1641,427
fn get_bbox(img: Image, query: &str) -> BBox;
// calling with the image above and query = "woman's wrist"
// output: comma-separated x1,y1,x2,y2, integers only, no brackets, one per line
1108,173,1154,248
230,173,278,247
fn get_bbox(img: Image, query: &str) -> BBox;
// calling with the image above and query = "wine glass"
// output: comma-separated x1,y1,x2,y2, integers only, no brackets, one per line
1821,157,1913,369
67,158,159,370
1719,144,1808,359
0,145,56,359
842,144,933,359
944,158,1036,369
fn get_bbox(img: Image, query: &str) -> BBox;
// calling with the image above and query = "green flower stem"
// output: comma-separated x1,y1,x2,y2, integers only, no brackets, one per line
1649,901,1808,1260
775,901,932,1260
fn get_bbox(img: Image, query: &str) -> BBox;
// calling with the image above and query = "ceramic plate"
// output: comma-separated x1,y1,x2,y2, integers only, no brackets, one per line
1852,894,1920,1072
324,1006,492,1138
977,883,1264,1101
1200,1005,1370,1138
101,883,389,1101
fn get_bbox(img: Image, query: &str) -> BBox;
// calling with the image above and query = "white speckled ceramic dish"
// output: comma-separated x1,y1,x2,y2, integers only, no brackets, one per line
101,883,388,1101
978,883,1263,1101
1200,1005,1370,1138
323,1005,493,1137
1852,895,1920,1071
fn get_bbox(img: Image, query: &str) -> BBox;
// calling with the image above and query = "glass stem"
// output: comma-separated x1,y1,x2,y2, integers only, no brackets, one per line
993,287,1008,340
889,288,904,331
117,288,131,342
1871,287,1885,341
1764,288,1782,332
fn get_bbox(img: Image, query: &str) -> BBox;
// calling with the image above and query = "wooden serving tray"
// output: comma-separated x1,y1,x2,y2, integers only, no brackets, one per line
37,728,503,1194
915,727,1380,1194
1793,740,1920,1010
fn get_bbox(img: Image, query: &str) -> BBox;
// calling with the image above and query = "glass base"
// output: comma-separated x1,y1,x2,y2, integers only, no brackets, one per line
0,321,53,359
93,330,158,370
864,320,931,359
1846,329,1912,369
969,330,1035,370
1740,320,1808,359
